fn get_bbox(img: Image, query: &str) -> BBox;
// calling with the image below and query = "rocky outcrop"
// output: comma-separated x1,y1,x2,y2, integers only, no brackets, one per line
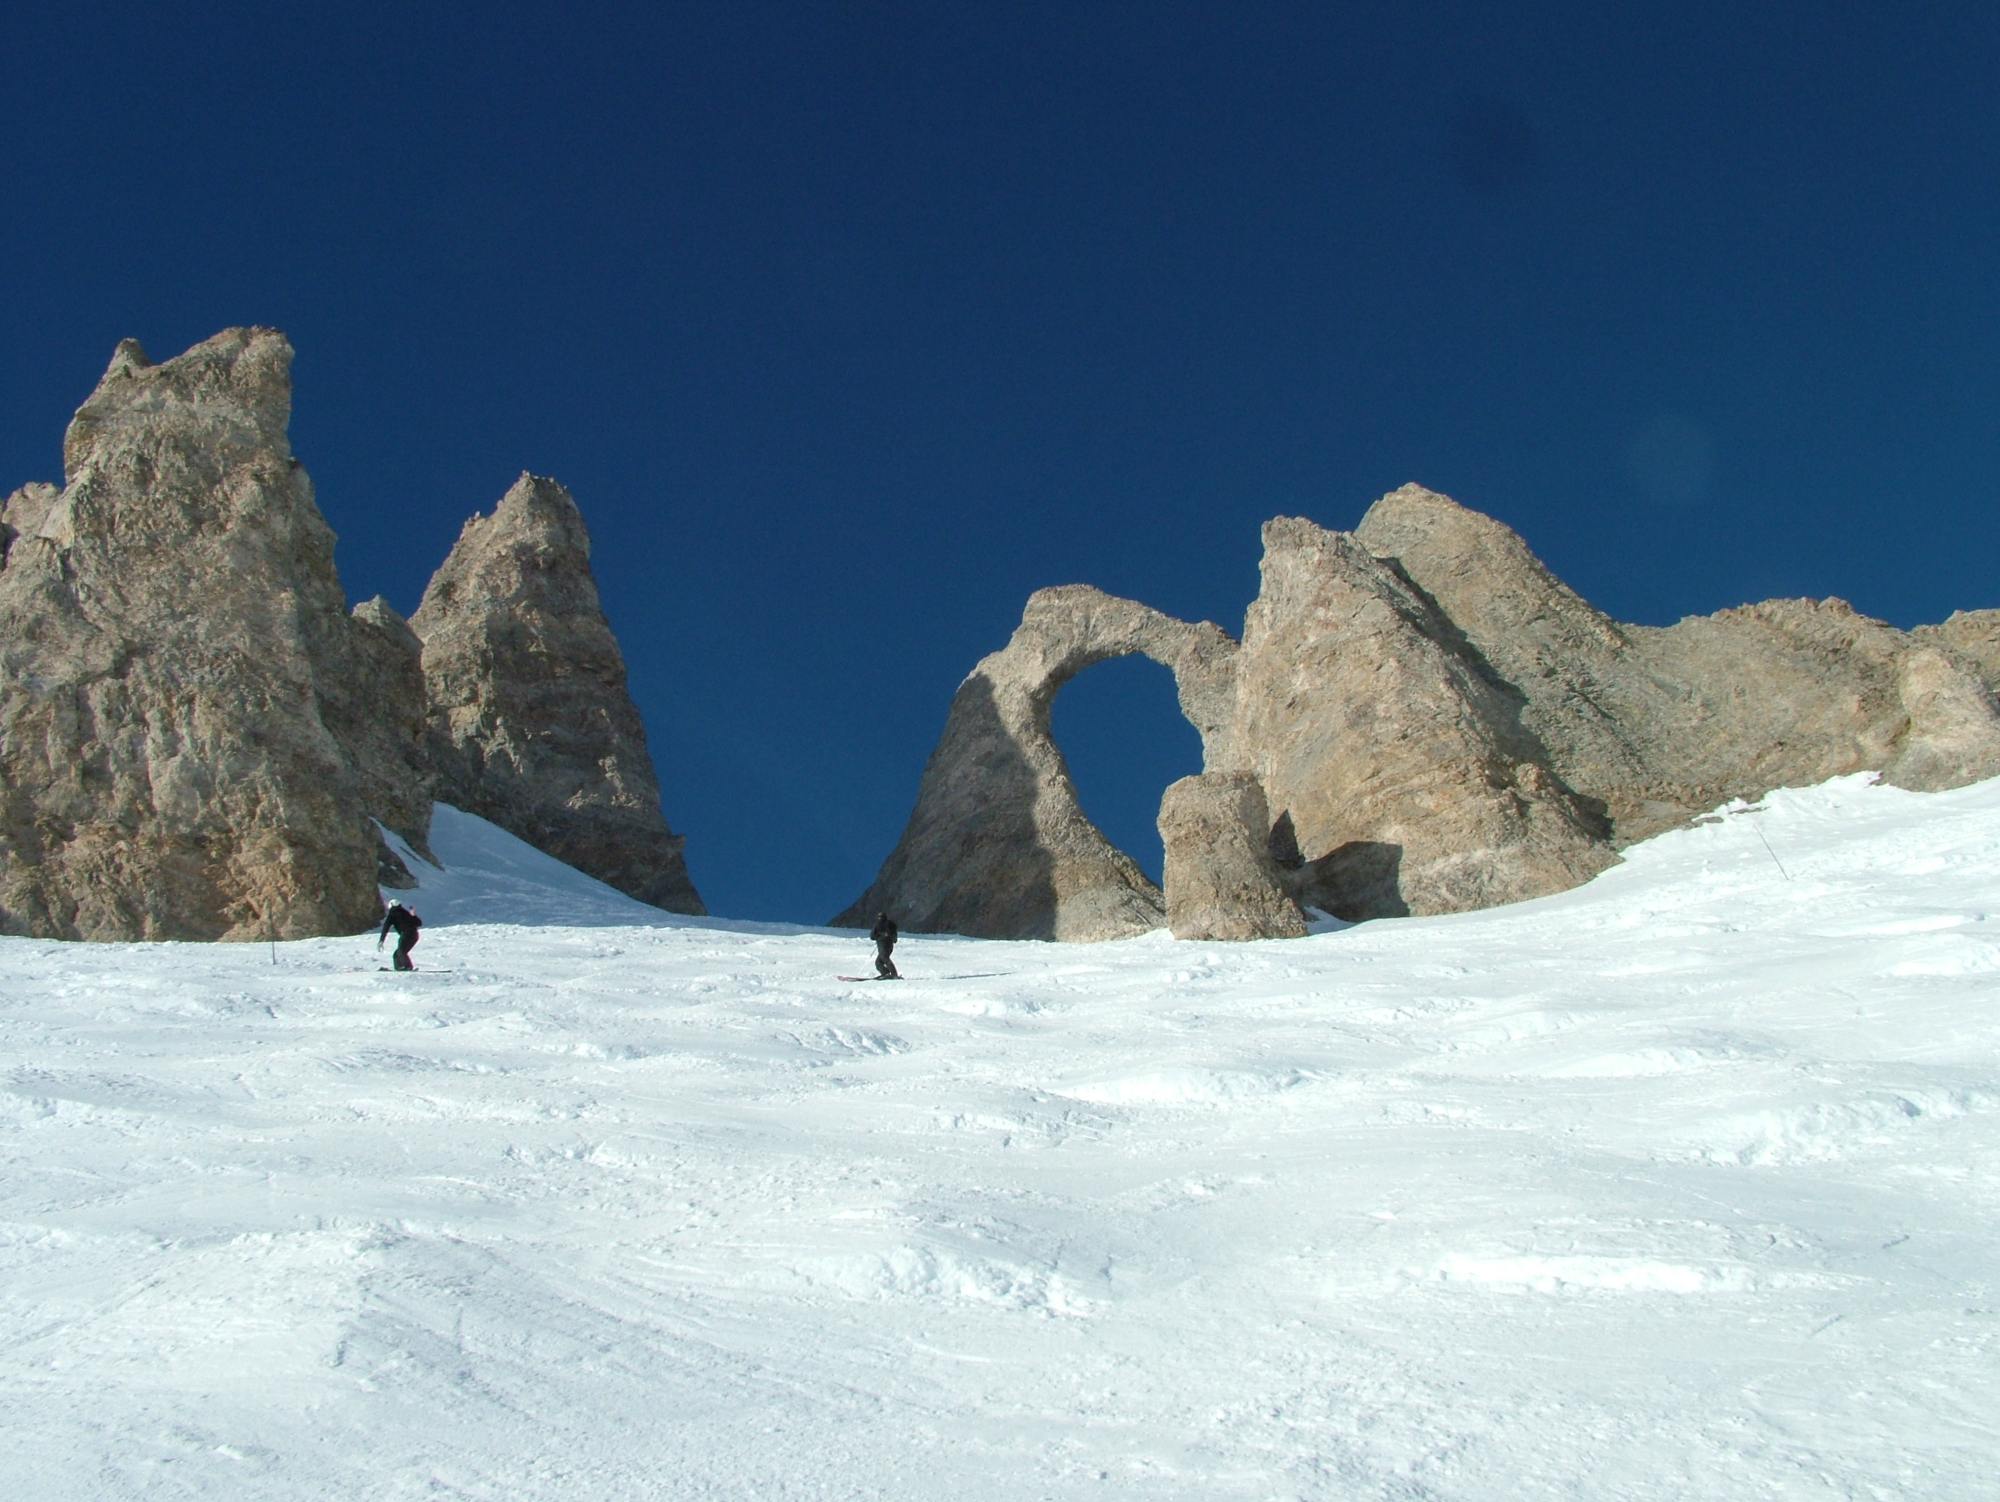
1158,773,1307,941
1918,610,2000,700
2,331,706,942
1232,515,1615,920
848,483,2000,941
1355,485,2000,840
335,597,434,886
833,586,1236,940
410,474,704,915
0,330,398,940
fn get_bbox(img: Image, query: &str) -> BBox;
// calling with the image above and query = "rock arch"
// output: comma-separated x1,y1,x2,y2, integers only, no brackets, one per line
1051,651,1204,886
834,585,1256,941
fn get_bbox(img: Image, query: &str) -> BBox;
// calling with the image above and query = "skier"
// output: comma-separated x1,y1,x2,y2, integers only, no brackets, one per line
378,901,423,971
870,911,900,980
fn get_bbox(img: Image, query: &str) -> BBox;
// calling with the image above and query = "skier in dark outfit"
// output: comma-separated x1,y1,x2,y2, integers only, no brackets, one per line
378,902,423,970
870,912,900,979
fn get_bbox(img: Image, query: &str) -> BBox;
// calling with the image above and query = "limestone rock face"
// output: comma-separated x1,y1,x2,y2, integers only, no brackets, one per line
1350,484,1651,814
0,482,60,561
335,597,435,885
1888,644,2000,792
410,475,704,915
0,330,394,940
3,328,707,941
1917,609,2000,700
834,585,1238,940
1357,485,2000,841
849,482,2000,941
1233,515,1616,920
1158,773,1307,941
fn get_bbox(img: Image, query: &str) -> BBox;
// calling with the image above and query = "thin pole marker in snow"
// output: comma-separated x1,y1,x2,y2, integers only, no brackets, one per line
1754,823,1791,880
1741,806,1791,881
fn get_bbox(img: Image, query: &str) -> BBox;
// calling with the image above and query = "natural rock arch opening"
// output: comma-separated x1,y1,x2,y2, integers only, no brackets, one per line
835,584,1245,940
1050,654,1203,887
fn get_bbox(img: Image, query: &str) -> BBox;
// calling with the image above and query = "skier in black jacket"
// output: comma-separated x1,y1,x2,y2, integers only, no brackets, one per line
378,902,423,970
870,912,900,979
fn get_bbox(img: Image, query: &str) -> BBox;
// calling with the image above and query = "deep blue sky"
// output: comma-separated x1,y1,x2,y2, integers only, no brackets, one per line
5,3,1996,923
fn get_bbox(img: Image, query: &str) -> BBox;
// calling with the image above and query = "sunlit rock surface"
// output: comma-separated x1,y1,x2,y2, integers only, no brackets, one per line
1,331,706,940
411,474,704,916
0,329,407,939
850,484,2000,940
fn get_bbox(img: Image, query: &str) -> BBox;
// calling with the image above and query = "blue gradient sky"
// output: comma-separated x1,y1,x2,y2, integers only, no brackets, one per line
5,3,1995,922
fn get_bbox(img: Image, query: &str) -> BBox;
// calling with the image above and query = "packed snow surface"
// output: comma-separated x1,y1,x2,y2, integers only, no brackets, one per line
4,780,1998,1499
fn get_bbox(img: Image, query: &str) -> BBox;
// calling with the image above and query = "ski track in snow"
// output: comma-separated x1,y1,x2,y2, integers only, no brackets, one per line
3,778,1998,1498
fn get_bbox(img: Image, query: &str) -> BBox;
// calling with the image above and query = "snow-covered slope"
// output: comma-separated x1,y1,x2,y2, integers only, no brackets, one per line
377,802,690,929
4,777,1996,1499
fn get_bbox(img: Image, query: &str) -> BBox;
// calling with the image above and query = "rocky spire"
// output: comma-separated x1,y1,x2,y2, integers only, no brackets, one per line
410,474,704,914
0,329,419,940
1230,511,1616,920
